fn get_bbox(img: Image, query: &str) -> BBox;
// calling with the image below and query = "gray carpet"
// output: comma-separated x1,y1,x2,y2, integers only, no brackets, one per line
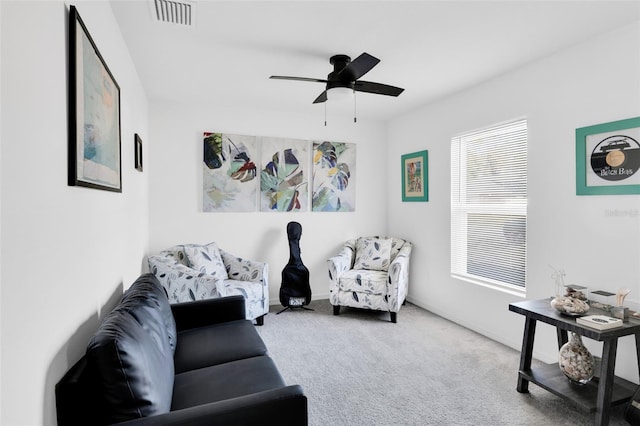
256,299,628,426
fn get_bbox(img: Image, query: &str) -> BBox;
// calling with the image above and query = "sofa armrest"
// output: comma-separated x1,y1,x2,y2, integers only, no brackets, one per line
171,295,246,332
114,385,307,426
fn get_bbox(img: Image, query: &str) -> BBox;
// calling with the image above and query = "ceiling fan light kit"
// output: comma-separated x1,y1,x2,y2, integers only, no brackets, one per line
270,52,404,125
326,87,354,101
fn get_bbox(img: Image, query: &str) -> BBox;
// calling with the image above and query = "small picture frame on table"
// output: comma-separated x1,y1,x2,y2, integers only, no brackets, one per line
401,150,429,202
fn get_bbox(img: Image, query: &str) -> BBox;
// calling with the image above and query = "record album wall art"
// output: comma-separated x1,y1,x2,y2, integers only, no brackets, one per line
576,117,640,195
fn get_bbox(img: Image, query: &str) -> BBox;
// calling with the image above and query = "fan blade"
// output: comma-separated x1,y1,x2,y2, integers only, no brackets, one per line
338,52,380,80
312,91,327,104
270,76,327,83
354,80,404,97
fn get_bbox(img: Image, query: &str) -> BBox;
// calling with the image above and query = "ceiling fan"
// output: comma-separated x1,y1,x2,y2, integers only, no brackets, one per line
270,52,404,104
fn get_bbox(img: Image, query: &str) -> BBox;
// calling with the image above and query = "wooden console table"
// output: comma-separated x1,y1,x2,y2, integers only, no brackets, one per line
509,299,640,426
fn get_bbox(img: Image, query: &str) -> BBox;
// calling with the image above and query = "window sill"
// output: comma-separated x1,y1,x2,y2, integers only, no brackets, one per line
451,273,526,298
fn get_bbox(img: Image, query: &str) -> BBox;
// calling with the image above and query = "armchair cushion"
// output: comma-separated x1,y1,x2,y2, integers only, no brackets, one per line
184,243,228,280
338,269,388,295
353,237,392,271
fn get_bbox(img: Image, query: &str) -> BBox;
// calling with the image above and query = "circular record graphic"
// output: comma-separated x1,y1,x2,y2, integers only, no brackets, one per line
590,134,640,181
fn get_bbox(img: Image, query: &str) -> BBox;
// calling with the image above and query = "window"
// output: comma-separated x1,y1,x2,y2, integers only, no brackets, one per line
451,118,527,292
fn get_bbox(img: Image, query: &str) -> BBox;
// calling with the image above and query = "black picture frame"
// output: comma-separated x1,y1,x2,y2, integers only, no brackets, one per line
135,134,143,172
68,5,122,192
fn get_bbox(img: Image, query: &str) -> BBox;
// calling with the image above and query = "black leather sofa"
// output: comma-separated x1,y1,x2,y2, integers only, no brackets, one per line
55,273,307,425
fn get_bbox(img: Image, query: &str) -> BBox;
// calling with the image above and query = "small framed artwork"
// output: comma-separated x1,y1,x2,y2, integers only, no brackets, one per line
134,134,143,172
576,117,640,195
68,5,122,192
401,150,428,202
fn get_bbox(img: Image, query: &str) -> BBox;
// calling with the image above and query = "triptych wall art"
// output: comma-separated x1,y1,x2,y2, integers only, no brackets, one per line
203,132,356,212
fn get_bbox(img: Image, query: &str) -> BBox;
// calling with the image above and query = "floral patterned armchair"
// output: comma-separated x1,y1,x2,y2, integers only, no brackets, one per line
148,242,269,325
327,236,412,323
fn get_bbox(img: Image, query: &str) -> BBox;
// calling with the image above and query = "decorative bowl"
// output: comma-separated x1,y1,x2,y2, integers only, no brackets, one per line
550,296,590,315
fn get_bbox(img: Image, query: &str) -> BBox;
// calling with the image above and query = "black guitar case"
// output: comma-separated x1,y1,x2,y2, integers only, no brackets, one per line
279,221,312,309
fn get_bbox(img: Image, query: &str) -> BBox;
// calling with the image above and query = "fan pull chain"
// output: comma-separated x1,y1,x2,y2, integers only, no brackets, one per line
324,101,327,126
353,89,357,123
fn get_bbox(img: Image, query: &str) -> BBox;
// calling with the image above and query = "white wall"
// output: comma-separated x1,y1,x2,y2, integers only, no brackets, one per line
148,102,388,303
0,1,149,424
389,21,640,381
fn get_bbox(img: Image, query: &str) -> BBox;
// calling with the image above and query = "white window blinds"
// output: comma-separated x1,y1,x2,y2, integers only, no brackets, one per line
451,118,527,290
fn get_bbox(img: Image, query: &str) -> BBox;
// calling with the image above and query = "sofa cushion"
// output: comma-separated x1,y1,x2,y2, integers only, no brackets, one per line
171,356,286,410
184,242,229,280
86,275,176,423
174,319,267,373
353,237,392,271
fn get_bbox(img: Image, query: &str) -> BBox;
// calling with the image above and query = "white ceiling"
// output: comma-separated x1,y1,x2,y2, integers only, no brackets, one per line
110,0,640,122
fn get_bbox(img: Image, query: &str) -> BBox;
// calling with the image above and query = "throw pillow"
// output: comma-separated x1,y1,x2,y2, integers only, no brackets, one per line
184,242,228,280
353,237,392,271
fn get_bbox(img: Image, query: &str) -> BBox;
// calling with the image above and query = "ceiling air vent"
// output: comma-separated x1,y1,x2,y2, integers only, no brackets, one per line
153,0,195,27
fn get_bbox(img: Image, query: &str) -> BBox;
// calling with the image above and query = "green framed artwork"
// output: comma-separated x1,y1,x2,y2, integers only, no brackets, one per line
576,117,640,195
401,150,428,202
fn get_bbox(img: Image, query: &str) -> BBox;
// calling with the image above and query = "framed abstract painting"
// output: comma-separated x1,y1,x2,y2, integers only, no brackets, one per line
68,6,122,192
401,150,428,202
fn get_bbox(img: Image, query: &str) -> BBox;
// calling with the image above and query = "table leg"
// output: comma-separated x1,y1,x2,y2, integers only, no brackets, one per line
635,332,640,374
556,328,568,349
595,338,618,426
517,316,537,393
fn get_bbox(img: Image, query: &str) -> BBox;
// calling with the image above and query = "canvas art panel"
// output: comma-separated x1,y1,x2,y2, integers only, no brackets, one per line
312,141,356,212
203,132,258,212
260,137,309,212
